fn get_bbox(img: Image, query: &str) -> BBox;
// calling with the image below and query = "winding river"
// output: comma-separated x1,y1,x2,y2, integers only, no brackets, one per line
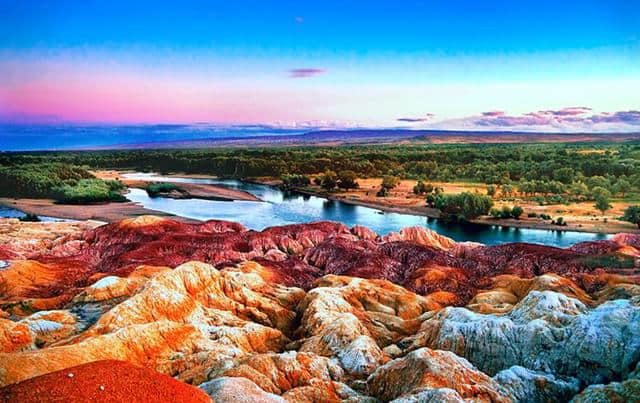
122,173,609,247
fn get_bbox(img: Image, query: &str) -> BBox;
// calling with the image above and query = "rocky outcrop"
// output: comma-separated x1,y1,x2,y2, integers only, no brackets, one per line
366,348,512,402
0,261,304,386
1,217,639,402
570,379,640,402
571,233,640,257
383,226,482,256
0,319,33,353
293,275,441,377
493,366,580,403
401,291,640,385
200,377,283,402
3,216,637,311
466,273,594,313
206,351,372,402
0,218,101,260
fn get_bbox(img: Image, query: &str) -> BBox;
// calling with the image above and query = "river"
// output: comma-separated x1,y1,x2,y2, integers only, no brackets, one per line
122,173,609,247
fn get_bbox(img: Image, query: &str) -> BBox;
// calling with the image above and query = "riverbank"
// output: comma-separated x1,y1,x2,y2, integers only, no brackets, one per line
93,171,261,202
255,178,639,235
8,169,632,235
0,197,199,224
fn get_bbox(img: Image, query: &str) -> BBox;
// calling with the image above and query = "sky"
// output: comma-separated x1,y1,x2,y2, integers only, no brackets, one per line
0,1,639,133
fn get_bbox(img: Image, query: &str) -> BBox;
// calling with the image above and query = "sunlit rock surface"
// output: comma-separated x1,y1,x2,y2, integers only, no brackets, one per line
0,216,639,402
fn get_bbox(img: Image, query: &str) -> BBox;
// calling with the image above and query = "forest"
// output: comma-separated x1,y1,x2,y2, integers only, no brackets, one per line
0,142,639,217
0,163,126,203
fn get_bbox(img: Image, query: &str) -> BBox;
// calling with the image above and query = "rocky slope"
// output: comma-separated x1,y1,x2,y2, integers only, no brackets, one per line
0,216,639,402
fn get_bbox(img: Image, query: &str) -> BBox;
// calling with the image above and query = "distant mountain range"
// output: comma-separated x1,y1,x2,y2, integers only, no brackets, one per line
95,129,640,150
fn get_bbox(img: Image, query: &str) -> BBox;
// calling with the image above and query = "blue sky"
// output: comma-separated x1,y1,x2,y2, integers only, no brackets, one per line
0,1,639,131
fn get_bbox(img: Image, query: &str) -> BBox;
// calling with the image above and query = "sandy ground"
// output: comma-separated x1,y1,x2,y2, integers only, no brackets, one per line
298,177,640,234
0,198,199,223
93,170,261,202
0,171,261,224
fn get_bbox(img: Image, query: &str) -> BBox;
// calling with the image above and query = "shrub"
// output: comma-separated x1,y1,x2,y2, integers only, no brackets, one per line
622,205,640,228
0,163,128,205
511,206,524,219
54,179,127,204
146,182,182,197
281,174,311,190
19,213,41,222
426,193,436,207
486,185,496,197
552,217,567,226
435,192,493,220
381,175,400,190
413,181,433,195
594,193,612,215
337,170,359,190
318,170,338,191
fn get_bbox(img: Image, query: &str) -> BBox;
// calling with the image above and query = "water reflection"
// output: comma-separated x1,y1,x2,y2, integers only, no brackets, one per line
122,173,610,247
0,206,75,222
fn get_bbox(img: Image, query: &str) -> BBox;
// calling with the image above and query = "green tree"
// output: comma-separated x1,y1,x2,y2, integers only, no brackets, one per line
413,181,423,195
413,181,433,195
426,193,436,207
594,194,612,215
613,179,631,198
501,184,514,197
319,170,338,191
435,192,493,220
281,174,310,189
569,182,588,197
591,186,610,201
486,185,496,197
622,206,640,228
586,176,609,190
553,167,575,184
511,206,524,219
337,170,359,189
381,175,400,190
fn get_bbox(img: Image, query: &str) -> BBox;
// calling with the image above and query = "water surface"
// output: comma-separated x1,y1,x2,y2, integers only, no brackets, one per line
123,173,610,247
0,206,75,222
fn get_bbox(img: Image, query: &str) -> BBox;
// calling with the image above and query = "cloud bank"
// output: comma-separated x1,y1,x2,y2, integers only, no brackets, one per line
419,108,640,133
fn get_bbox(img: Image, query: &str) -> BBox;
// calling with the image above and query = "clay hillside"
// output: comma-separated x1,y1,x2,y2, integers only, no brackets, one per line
1,216,639,402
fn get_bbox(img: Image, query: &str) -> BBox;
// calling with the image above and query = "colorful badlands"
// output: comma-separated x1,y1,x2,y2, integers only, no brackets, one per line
0,216,639,402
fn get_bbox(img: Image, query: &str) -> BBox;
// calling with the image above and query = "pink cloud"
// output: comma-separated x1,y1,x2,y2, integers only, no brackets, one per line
288,68,326,78
397,113,435,123
542,106,592,116
588,110,640,124
470,108,640,130
481,110,505,117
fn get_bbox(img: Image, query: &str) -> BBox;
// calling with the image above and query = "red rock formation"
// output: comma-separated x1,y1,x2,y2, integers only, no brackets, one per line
2,216,638,312
0,217,639,402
